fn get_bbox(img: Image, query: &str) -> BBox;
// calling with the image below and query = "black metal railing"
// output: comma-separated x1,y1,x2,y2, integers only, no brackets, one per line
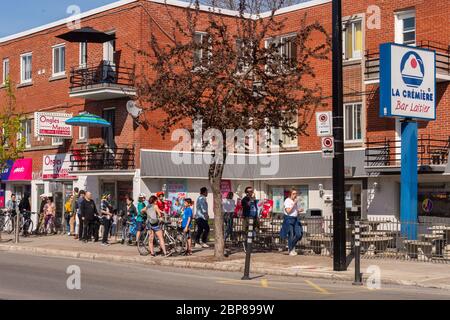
365,40,450,81
69,60,135,90
365,135,450,167
69,145,135,171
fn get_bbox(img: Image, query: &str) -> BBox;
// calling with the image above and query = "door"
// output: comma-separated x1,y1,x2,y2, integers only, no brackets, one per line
102,109,116,149
102,36,116,82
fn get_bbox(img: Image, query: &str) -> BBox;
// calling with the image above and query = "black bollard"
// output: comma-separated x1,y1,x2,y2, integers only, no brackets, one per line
352,218,363,286
242,218,254,280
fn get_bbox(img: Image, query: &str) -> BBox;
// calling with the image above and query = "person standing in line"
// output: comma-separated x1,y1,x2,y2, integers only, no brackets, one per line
182,198,194,256
141,195,169,257
19,193,31,236
65,195,73,236
76,190,86,241
122,197,137,245
222,192,236,242
241,186,259,239
136,194,147,245
70,188,79,238
37,194,48,233
100,194,113,246
280,189,304,256
80,192,98,243
44,196,56,234
195,187,210,249
156,192,166,220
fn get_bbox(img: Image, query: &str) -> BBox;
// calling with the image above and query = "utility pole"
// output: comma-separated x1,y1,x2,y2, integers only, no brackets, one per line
332,0,347,271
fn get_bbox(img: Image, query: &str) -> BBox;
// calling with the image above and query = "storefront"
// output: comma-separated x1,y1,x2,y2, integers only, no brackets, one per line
1,158,33,204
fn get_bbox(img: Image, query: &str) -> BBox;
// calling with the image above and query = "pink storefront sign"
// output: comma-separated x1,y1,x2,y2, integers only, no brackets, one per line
8,158,33,181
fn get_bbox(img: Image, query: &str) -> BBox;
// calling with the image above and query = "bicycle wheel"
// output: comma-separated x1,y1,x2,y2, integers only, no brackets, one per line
174,231,186,255
137,230,150,256
25,220,34,235
5,217,14,234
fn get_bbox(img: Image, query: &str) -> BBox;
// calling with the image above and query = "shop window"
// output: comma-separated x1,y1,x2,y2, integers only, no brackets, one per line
271,186,309,215
343,19,362,60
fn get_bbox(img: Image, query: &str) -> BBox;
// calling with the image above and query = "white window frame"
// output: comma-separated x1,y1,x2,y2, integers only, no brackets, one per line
18,119,32,148
20,52,32,84
395,10,416,46
265,33,297,73
193,31,211,70
269,113,299,149
79,42,87,68
52,136,64,146
78,112,89,141
52,44,66,77
2,58,9,84
343,18,363,60
344,102,363,143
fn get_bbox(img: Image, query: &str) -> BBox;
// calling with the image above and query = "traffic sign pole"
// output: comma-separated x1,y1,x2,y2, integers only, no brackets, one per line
332,0,347,272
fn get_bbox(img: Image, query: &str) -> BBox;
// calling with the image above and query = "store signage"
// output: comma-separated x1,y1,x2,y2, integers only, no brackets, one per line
34,112,73,137
316,111,333,136
42,154,76,180
380,43,436,120
321,137,334,158
1,159,33,181
220,180,232,198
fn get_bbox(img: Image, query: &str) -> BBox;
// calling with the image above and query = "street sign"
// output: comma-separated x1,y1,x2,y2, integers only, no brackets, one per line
379,43,436,120
316,111,333,136
321,137,334,158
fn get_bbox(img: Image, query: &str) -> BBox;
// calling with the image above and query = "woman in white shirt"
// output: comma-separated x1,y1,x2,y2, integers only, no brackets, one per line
222,192,236,241
280,189,304,256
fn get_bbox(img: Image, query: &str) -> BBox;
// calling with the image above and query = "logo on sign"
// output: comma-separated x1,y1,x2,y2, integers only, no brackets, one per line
422,198,433,213
322,137,333,148
400,51,425,88
321,137,334,158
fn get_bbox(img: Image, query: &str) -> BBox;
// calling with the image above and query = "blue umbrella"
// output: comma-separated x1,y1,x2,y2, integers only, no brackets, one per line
65,113,111,127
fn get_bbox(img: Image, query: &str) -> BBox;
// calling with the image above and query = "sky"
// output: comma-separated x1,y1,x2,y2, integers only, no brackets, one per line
0,0,117,38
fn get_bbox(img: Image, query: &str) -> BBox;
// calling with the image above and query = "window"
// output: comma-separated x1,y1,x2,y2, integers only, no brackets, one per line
52,44,66,76
343,19,362,60
79,42,87,67
2,58,9,84
52,137,64,146
344,102,362,142
20,53,32,83
193,32,211,69
270,114,298,149
265,34,298,72
79,113,89,141
19,119,32,148
395,10,416,46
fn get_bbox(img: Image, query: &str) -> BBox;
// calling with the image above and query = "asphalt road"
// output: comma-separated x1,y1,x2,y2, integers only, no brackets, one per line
0,252,449,300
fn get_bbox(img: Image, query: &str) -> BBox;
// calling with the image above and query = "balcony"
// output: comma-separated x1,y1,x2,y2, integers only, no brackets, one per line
69,61,136,100
69,145,135,174
365,135,450,173
365,41,450,84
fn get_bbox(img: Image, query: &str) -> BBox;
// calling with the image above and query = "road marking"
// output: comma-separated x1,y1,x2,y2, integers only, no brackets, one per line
304,280,331,295
261,279,269,288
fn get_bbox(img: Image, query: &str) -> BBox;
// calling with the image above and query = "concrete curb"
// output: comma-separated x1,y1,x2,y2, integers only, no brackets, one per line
1,244,449,291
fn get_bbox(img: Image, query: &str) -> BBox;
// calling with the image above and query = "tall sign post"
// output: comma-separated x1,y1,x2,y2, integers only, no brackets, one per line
331,0,347,271
379,43,436,239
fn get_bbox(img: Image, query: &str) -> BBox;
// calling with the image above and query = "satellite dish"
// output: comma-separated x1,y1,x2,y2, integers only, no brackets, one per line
126,100,143,119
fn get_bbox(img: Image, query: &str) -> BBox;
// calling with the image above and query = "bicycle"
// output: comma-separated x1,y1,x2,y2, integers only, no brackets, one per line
137,220,185,256
38,215,56,235
20,211,35,236
0,210,15,234
121,218,137,245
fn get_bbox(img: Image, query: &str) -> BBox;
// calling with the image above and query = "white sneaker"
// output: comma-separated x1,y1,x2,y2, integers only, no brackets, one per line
289,250,298,256
195,243,202,249
201,243,210,248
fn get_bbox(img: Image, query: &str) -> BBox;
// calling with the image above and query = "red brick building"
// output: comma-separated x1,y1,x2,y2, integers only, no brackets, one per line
0,0,449,223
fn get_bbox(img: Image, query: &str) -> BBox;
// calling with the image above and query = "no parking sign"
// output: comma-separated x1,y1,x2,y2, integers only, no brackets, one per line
316,111,332,136
321,137,334,158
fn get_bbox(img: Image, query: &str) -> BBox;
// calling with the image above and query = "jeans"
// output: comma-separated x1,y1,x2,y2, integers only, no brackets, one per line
78,215,84,240
195,218,210,244
102,217,111,243
224,212,234,241
281,215,303,252
82,220,96,241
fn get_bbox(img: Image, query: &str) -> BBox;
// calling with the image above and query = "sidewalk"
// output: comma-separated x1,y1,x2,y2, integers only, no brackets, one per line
1,233,449,290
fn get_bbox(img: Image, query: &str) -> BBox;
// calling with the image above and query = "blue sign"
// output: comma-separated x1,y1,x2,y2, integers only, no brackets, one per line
0,160,13,181
380,43,436,120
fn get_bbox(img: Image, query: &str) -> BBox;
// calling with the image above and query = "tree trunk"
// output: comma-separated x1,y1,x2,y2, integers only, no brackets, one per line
211,176,225,260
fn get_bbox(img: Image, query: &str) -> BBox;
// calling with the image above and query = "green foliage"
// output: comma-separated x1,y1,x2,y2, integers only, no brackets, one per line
0,78,26,172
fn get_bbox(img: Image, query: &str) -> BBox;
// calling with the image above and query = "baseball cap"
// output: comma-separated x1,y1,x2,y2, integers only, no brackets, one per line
139,193,146,198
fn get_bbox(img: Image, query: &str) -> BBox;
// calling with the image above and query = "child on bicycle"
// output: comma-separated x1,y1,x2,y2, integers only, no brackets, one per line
181,198,193,256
